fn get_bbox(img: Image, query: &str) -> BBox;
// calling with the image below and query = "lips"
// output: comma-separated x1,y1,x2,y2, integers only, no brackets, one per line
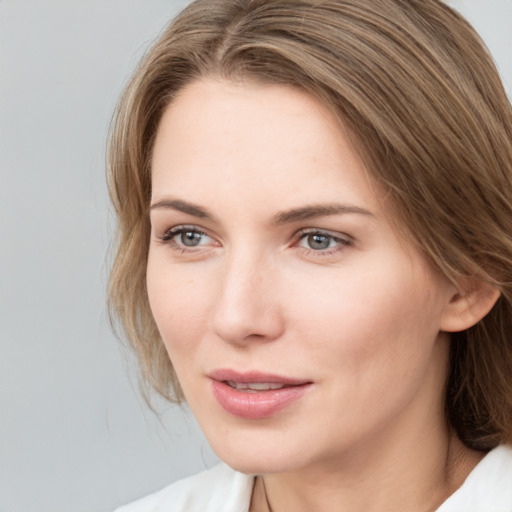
208,369,312,419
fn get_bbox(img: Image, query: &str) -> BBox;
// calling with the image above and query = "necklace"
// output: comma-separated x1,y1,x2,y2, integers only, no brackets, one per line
260,476,273,512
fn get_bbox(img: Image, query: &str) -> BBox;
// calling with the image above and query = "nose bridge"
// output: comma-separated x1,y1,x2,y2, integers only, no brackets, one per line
211,244,283,345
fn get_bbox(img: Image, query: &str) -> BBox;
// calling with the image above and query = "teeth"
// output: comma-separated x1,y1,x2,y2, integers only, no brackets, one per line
225,381,286,392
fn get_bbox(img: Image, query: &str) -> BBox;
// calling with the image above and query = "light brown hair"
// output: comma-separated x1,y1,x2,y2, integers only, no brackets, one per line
107,0,512,450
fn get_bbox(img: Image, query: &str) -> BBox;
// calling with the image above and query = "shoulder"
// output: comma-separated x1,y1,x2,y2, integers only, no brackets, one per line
114,463,254,512
437,444,512,512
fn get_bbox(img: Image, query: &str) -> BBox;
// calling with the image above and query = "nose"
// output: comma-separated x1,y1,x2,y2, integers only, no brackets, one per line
211,249,285,346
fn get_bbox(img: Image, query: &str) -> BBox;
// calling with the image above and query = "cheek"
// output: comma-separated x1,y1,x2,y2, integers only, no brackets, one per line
289,261,446,373
146,256,213,359
289,267,449,433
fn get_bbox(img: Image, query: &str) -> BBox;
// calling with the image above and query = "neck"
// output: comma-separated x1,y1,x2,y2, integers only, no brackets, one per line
252,430,483,512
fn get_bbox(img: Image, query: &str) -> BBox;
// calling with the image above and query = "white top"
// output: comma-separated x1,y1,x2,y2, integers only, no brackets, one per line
115,444,512,512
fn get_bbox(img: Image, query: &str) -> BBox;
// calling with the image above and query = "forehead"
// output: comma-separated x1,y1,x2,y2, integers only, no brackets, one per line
151,78,382,218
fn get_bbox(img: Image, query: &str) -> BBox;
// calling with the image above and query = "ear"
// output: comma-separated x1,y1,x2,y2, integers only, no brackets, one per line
440,279,501,333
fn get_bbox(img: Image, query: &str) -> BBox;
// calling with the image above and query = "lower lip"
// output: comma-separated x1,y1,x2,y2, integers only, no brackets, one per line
210,380,311,419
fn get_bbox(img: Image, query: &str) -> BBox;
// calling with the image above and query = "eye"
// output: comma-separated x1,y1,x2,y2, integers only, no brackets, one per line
302,233,336,250
159,226,214,249
177,229,205,247
296,230,352,253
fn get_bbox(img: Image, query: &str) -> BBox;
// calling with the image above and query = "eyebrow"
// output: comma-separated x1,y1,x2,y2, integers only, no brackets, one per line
149,198,373,224
150,199,219,222
271,203,373,224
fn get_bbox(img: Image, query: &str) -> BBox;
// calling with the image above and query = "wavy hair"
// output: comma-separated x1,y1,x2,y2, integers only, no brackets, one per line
107,0,512,450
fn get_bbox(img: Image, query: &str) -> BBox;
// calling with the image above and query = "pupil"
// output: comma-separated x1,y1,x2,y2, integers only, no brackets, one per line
308,234,330,250
181,231,201,247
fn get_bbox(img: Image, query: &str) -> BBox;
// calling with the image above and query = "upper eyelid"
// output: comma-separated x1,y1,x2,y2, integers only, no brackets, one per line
162,226,209,241
160,224,209,237
165,224,205,232
298,228,343,236
295,227,353,240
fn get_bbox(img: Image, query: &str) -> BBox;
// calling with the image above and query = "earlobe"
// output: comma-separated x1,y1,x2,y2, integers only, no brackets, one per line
440,280,501,333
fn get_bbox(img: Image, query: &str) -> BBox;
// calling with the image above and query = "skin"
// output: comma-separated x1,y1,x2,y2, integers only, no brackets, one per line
147,78,486,511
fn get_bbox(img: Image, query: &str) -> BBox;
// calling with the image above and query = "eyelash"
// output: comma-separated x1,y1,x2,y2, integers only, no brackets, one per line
157,225,353,257
295,229,353,256
158,225,212,250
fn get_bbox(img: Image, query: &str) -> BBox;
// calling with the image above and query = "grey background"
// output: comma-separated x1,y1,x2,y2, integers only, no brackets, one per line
1,1,510,511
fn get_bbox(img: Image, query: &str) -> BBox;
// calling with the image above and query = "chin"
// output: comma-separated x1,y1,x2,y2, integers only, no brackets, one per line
207,430,313,475
219,453,301,476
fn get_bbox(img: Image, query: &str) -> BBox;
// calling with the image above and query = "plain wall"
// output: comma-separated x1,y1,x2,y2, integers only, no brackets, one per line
1,1,510,511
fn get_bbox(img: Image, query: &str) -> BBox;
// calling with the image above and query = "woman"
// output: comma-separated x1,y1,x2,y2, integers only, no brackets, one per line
108,0,512,510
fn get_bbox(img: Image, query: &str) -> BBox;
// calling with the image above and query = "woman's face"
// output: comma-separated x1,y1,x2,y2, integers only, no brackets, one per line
147,78,457,475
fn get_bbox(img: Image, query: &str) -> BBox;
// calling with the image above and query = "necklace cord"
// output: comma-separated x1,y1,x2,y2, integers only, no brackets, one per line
260,476,273,512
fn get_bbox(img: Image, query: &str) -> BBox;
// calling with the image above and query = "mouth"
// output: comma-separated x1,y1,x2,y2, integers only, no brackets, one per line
223,381,292,392
208,369,313,419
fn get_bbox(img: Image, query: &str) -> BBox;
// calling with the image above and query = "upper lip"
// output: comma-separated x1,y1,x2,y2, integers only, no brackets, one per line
208,369,311,386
